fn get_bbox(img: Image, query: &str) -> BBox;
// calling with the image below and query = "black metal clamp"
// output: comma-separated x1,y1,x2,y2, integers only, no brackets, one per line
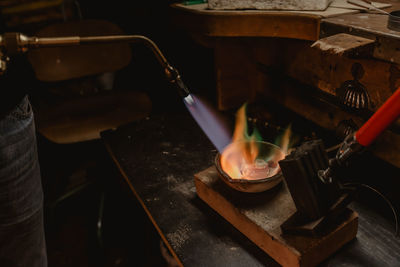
279,140,357,236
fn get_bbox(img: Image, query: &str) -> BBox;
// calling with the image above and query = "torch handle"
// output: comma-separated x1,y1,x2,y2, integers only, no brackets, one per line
355,87,400,146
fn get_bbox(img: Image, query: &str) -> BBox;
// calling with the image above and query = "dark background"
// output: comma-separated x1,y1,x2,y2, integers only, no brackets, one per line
77,0,217,113
1,1,400,266
33,2,216,267
0,2,216,266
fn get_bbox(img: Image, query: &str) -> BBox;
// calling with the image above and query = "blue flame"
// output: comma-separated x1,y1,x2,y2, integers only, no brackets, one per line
184,94,231,152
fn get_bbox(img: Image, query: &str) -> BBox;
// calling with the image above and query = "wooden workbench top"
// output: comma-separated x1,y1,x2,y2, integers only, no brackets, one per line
170,1,398,41
322,2,400,40
101,111,400,267
171,2,372,18
170,3,321,41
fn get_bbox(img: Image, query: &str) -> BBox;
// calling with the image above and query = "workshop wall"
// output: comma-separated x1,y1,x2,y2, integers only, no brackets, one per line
78,0,217,113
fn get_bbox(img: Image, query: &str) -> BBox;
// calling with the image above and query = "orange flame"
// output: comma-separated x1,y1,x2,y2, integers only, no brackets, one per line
220,104,291,180
276,125,292,155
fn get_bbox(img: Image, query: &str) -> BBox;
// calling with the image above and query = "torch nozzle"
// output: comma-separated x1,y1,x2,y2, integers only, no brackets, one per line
184,94,195,105
164,65,191,99
174,75,190,98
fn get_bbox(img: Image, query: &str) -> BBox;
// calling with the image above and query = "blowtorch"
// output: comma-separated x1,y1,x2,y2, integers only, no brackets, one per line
0,32,235,151
0,32,193,104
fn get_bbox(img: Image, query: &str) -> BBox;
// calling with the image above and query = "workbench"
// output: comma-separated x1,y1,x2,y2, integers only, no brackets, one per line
101,111,400,266
169,1,400,169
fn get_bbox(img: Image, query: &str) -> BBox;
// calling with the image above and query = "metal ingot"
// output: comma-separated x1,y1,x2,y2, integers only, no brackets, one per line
215,141,284,193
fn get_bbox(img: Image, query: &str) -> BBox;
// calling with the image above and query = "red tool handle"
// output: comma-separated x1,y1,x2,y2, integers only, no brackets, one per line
355,88,400,147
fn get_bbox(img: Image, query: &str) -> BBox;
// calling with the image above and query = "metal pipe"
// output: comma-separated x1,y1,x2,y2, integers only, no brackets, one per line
0,33,190,97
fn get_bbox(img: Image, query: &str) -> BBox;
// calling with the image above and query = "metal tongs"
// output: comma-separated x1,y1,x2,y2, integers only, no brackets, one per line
318,87,400,235
318,87,400,184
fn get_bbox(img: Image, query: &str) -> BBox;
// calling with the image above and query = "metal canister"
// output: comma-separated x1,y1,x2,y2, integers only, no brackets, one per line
388,10,400,32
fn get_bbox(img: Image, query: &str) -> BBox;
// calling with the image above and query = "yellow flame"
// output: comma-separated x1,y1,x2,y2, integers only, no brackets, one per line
220,104,292,180
231,105,247,141
278,125,292,155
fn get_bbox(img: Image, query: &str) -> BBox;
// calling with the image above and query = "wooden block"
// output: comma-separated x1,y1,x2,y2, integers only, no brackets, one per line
311,33,375,56
194,166,358,267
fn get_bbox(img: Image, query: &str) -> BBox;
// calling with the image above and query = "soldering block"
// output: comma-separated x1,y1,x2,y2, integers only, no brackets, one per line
208,0,333,10
194,166,358,267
